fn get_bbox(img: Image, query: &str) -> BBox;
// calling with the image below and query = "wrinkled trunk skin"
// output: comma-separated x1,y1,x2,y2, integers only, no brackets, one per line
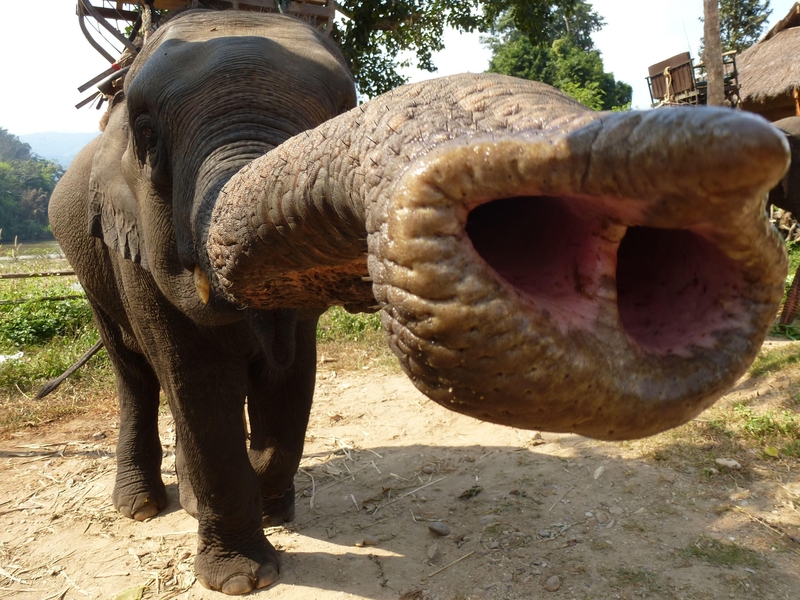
206,74,789,441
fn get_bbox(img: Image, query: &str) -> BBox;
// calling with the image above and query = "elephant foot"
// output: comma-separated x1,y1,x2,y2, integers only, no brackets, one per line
112,477,167,521
195,537,280,595
262,483,295,527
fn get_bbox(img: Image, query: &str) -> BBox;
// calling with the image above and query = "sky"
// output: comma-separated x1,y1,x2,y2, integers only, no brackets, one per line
0,1,796,135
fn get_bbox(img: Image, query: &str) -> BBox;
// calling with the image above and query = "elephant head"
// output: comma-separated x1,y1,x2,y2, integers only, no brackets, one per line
88,10,356,336
203,78,789,441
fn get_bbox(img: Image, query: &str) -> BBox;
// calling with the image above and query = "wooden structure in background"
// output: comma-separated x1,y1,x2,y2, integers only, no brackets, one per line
645,51,740,108
738,2,800,121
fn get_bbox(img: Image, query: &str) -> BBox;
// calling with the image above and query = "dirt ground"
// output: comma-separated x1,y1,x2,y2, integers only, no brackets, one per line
1,358,799,600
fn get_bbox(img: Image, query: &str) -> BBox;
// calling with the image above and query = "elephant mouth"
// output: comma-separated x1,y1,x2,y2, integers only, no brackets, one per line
465,196,747,357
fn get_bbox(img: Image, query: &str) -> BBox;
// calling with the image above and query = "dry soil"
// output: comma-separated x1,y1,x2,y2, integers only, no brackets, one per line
1,362,799,600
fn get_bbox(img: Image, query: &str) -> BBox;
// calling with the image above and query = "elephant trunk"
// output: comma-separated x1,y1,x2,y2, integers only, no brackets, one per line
206,74,789,440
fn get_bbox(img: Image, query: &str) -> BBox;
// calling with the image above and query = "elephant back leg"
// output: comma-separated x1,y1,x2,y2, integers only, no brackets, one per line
247,317,318,526
90,299,167,520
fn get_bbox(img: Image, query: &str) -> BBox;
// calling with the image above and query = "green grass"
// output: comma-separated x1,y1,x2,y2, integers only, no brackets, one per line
769,241,800,339
0,250,112,431
681,537,764,569
316,306,382,343
734,403,800,440
748,344,800,377
0,248,397,433
786,241,800,293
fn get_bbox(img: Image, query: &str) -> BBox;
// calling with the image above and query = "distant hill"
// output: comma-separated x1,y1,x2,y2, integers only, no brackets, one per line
19,132,98,169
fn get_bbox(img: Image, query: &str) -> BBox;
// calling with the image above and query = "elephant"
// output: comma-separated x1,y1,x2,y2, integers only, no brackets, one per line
48,8,789,596
766,117,800,324
50,10,356,594
769,116,800,218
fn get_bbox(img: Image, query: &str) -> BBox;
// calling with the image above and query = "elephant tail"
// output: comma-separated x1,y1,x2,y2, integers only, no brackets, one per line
34,340,104,400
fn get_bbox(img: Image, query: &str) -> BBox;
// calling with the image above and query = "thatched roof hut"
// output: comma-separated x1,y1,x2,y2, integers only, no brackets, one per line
737,3,800,121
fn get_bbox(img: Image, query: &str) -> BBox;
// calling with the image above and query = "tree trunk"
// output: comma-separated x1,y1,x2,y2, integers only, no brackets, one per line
703,0,725,106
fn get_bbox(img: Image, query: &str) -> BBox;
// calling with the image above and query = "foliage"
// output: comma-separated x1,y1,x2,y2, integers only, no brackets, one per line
700,0,772,54
0,255,106,401
484,3,631,111
0,128,63,241
331,0,583,98
0,326,106,393
0,276,93,351
0,298,93,349
317,306,382,343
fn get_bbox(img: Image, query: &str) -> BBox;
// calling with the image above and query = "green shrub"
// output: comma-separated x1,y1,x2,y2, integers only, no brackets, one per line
0,298,93,349
317,306,382,342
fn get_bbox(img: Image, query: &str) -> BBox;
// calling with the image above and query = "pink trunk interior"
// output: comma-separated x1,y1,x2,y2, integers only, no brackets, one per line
465,197,748,356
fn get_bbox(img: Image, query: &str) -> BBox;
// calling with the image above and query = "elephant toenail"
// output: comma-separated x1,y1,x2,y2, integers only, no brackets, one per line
256,563,279,588
221,574,254,595
133,504,159,521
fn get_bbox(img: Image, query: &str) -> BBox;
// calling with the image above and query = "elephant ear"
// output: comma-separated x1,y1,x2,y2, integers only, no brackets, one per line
87,95,149,270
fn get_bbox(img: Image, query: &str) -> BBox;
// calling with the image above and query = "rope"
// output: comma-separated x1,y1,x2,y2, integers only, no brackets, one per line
663,66,673,103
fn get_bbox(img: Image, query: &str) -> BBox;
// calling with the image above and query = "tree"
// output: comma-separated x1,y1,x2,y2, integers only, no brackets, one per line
331,0,584,98
484,3,631,111
704,0,725,106
0,128,63,241
701,0,772,54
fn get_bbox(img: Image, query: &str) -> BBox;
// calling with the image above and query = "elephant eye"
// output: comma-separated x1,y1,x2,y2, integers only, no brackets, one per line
134,116,157,144
133,115,159,164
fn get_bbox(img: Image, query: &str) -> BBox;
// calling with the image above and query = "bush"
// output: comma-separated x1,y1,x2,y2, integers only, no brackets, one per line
317,306,382,342
0,298,93,349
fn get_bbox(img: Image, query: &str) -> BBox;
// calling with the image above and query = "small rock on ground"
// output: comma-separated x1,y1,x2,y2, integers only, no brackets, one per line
544,575,561,591
428,521,451,536
479,515,501,527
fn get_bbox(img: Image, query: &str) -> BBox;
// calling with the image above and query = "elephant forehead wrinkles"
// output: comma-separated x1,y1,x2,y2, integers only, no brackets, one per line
127,10,349,85
129,38,351,138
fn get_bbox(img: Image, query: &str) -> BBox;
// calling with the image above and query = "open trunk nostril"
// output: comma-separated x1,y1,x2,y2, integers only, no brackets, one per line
465,196,621,331
616,226,749,356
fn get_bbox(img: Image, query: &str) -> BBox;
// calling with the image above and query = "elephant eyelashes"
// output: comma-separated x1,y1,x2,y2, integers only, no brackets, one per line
133,116,159,164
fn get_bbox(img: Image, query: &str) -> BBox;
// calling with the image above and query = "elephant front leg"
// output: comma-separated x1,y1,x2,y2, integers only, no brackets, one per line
92,304,167,520
166,361,280,594
247,318,317,526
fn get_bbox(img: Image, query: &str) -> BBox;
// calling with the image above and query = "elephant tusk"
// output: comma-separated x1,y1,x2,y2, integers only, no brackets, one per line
194,264,211,304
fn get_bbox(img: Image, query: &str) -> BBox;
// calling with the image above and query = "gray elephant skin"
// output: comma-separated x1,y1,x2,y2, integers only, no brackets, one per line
49,9,789,596
769,116,800,325
769,116,800,217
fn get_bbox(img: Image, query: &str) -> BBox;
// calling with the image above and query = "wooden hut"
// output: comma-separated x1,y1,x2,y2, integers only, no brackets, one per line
737,2,800,121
